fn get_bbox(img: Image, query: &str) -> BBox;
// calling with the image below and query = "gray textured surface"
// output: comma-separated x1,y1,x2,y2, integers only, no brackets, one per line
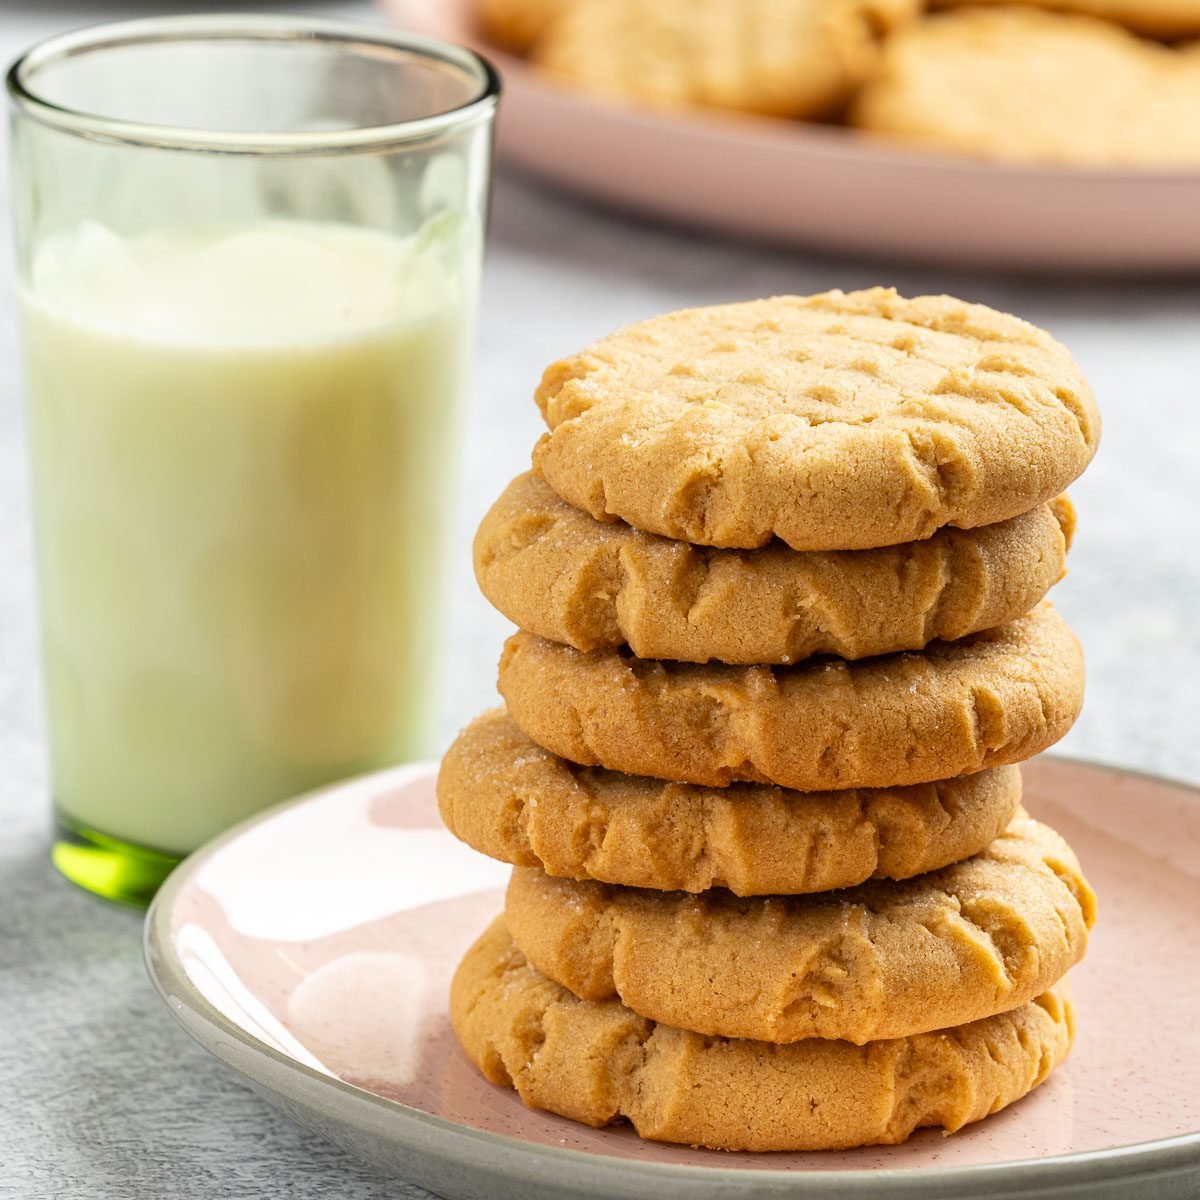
3,3,1200,1198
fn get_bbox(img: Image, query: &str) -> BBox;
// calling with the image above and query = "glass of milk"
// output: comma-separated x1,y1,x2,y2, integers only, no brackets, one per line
7,16,499,904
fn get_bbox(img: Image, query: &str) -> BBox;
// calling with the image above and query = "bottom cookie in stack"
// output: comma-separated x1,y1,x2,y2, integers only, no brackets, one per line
450,811,1095,1150
452,918,1076,1152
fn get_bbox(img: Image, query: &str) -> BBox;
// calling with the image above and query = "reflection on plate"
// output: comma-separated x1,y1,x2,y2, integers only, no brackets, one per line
386,0,1200,272
145,757,1200,1198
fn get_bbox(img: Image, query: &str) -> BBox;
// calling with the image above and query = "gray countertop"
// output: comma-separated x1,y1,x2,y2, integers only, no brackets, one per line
3,3,1200,1198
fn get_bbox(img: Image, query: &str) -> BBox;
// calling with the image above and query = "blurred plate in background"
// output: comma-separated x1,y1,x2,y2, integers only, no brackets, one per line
389,0,1200,273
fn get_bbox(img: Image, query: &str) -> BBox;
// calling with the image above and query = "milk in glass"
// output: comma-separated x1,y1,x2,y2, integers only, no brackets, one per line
20,220,468,854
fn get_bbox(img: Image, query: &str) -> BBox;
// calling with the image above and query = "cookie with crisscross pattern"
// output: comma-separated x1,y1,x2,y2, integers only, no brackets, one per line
451,917,1076,1150
504,810,1094,1044
533,289,1099,551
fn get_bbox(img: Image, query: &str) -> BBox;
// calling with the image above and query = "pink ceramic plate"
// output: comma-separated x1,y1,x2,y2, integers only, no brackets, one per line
145,756,1200,1199
383,0,1200,273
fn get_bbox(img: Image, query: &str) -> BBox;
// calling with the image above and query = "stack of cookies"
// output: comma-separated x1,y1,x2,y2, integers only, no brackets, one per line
440,288,1101,1152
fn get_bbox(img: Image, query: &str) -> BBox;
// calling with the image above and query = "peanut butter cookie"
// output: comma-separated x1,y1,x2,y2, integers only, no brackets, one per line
439,710,1023,895
476,0,572,52
452,917,1075,1151
533,289,1099,551
852,9,1200,167
933,0,1200,43
504,811,1095,1044
531,0,919,120
477,472,1074,663
498,600,1084,791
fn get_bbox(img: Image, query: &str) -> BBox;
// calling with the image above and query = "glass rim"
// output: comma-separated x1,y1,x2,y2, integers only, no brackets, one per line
6,13,501,156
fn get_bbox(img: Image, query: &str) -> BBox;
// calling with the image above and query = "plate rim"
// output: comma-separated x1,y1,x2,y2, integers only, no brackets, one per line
144,754,1200,1197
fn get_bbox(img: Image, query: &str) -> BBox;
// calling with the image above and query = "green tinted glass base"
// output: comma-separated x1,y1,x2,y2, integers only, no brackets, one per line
52,811,181,908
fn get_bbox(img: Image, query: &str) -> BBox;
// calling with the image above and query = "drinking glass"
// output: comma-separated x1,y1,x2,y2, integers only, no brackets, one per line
7,16,498,904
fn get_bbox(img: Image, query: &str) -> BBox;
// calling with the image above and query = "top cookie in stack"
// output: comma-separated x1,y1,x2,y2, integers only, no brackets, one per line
529,289,1096,552
442,287,1099,1152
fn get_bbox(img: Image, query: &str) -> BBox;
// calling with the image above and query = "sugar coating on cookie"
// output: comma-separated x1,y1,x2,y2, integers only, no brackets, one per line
505,811,1095,1044
476,473,1074,664
533,289,1099,551
851,9,1200,167
439,709,1024,895
451,917,1076,1151
498,600,1084,791
531,0,921,120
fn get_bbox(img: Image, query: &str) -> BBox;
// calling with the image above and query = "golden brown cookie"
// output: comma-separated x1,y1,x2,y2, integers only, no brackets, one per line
933,0,1200,43
530,0,920,120
505,811,1095,1044
439,710,1024,895
476,473,1074,664
498,600,1084,791
476,0,572,53
452,917,1076,1151
533,289,1099,552
851,9,1200,167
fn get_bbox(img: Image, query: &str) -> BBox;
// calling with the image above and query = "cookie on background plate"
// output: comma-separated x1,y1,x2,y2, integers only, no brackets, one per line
476,473,1074,664
531,0,921,120
505,811,1095,1044
476,0,572,52
439,710,1023,895
498,600,1085,791
451,918,1076,1151
932,0,1200,41
533,288,1099,552
852,8,1200,167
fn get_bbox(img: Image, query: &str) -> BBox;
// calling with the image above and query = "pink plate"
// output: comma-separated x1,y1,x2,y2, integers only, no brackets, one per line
384,0,1200,273
145,756,1200,1199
